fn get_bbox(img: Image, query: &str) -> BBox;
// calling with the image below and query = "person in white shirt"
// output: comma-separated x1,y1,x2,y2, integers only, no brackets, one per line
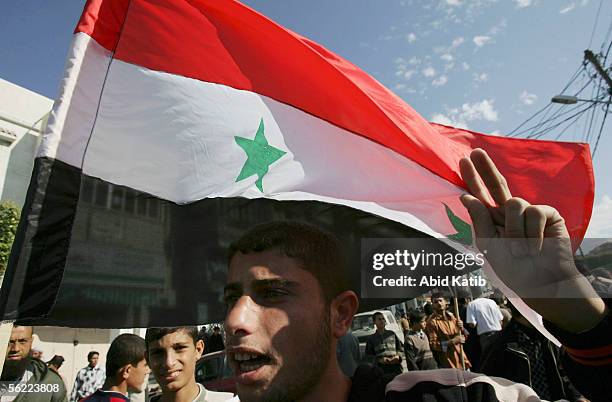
465,297,504,356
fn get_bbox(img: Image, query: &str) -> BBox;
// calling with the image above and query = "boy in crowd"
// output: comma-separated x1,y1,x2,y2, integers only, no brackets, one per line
82,334,149,402
144,327,235,402
404,310,438,371
365,312,404,379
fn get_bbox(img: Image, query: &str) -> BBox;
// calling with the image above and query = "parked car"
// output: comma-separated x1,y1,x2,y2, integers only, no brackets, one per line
351,310,405,362
195,350,236,394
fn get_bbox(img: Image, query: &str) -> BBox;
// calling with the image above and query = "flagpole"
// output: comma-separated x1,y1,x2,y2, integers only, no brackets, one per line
453,296,466,370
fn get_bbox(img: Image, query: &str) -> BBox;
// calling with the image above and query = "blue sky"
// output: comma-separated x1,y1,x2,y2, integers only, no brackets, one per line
1,0,611,237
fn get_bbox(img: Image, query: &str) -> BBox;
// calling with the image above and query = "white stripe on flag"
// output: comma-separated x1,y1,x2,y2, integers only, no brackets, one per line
39,33,113,167
39,39,471,239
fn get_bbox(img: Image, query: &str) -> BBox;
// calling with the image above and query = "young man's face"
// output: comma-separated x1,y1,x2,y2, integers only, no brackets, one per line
224,249,332,402
147,330,203,393
88,353,99,368
432,297,447,313
374,314,386,331
126,359,150,393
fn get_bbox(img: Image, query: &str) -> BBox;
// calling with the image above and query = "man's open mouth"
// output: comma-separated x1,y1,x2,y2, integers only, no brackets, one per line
233,352,271,373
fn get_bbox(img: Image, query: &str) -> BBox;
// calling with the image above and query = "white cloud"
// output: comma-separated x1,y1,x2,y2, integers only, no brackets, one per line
431,113,468,129
422,66,436,77
560,3,575,13
406,33,417,43
430,99,499,129
462,62,471,70
473,35,492,47
432,75,448,87
519,90,538,105
585,195,612,237
394,58,417,81
451,37,465,48
460,100,498,121
473,72,488,82
446,0,462,6
409,57,421,65
440,54,454,62
515,0,533,8
403,70,416,80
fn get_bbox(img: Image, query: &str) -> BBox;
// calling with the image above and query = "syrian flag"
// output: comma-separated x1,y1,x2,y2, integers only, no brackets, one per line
0,0,593,328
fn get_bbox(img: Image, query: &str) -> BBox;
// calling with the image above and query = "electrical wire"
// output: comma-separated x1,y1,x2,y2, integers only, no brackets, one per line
589,0,604,49
592,95,611,157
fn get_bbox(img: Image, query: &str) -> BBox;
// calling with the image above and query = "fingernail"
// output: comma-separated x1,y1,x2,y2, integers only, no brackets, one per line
510,240,527,257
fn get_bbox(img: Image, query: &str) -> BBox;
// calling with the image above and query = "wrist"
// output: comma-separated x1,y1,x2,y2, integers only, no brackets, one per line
530,297,607,333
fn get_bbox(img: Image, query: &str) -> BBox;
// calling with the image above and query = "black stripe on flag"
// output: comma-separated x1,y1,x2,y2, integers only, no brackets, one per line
1,157,470,328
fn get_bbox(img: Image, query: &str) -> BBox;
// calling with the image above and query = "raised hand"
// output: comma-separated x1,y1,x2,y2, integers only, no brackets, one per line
459,149,606,332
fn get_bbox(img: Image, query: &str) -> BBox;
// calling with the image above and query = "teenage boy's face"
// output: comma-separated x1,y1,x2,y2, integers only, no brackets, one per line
126,359,150,393
224,249,331,402
374,314,386,331
432,298,447,313
147,330,203,393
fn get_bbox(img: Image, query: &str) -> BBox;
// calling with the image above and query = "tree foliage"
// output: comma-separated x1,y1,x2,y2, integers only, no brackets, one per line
0,201,21,275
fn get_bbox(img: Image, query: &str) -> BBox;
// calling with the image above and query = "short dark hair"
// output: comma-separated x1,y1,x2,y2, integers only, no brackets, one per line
430,292,446,301
144,327,199,348
106,334,146,377
87,351,99,360
372,311,384,321
408,309,426,323
47,355,65,368
228,221,348,303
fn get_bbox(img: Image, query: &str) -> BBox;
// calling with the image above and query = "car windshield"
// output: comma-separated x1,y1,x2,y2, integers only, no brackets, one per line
351,315,374,331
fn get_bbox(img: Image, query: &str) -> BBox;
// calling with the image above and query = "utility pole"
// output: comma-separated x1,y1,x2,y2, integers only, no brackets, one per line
584,49,612,95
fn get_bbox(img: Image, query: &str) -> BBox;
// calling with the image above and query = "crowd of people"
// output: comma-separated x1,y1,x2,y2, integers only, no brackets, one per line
0,150,610,402
351,292,590,401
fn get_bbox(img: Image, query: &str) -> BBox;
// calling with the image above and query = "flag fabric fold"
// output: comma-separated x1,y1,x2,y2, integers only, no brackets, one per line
0,0,594,328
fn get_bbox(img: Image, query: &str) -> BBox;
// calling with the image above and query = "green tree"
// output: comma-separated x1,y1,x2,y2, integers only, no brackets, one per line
0,201,21,275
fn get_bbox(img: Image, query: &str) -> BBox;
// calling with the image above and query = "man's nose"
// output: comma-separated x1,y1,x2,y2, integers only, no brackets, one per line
164,350,177,369
225,295,259,337
7,341,19,353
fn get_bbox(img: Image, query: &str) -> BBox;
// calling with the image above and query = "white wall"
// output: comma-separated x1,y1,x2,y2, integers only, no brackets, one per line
0,78,53,205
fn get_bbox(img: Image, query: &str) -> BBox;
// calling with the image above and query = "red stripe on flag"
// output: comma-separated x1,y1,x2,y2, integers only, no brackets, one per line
432,123,594,244
75,0,131,52
75,0,468,188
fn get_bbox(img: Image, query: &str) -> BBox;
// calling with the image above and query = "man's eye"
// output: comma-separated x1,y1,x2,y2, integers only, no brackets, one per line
263,288,287,299
223,294,239,305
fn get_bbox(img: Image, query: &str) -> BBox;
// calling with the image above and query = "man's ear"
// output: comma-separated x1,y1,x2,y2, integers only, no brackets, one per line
121,365,131,380
195,339,205,359
330,290,359,339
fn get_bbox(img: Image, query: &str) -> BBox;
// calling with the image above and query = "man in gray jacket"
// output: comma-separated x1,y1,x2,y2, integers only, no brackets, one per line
0,325,67,402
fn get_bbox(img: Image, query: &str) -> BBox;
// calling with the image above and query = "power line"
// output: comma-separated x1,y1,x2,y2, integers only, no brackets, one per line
592,95,611,157
589,0,604,49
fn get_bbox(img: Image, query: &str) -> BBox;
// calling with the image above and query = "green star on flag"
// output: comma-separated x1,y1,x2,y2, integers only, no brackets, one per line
235,118,286,192
444,202,473,246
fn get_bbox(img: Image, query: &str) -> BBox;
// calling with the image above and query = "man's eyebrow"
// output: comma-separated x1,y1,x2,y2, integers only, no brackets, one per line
224,283,242,294
252,278,296,289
